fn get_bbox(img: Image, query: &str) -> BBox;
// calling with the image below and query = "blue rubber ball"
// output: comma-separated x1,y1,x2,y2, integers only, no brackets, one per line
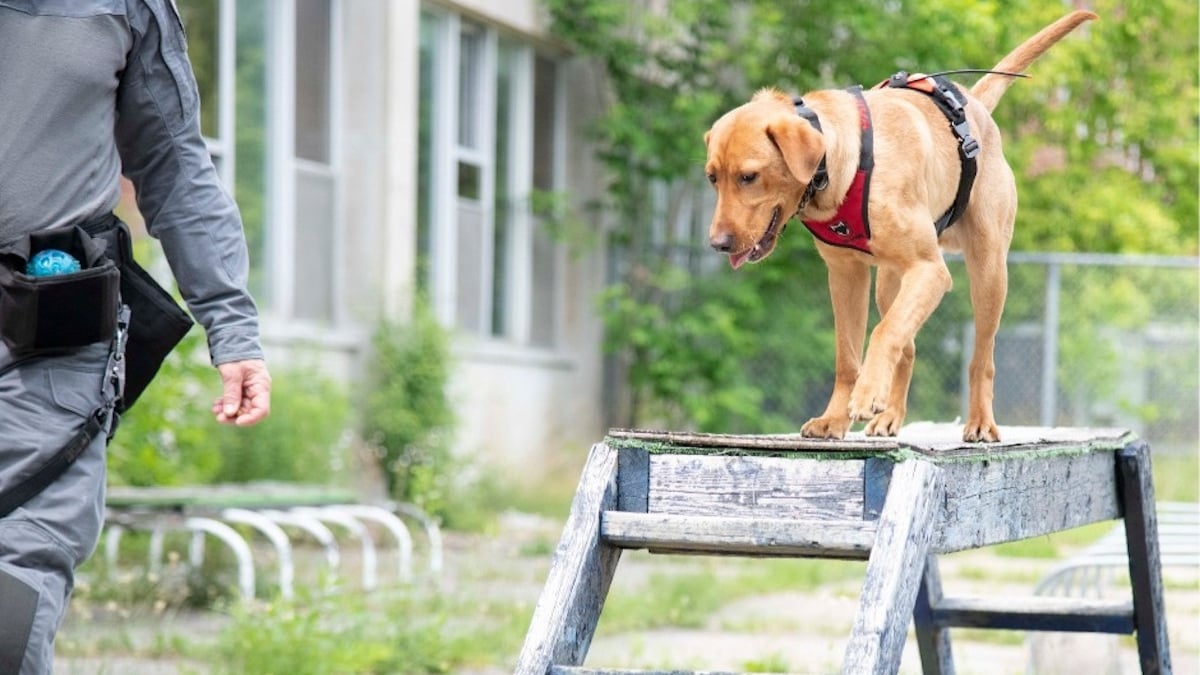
26,249,82,277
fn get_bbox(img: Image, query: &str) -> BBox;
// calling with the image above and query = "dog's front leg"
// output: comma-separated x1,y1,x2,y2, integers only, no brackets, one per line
849,257,952,423
863,266,914,436
801,256,871,439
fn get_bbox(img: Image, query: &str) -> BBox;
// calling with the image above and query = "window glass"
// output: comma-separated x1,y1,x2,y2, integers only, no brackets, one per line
492,40,518,337
457,161,481,200
293,168,335,320
530,55,560,347
532,55,558,192
456,205,484,333
295,0,332,163
457,22,484,150
234,2,270,307
417,11,440,293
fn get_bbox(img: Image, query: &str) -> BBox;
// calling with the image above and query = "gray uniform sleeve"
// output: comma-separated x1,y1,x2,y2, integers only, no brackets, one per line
115,0,263,366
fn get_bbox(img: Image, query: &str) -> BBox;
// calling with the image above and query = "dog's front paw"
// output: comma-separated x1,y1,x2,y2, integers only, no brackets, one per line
962,418,1001,443
801,416,850,439
864,408,905,437
847,382,888,422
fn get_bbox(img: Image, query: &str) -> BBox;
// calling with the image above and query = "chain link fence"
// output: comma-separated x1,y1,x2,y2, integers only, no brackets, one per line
914,253,1197,455
606,247,1198,456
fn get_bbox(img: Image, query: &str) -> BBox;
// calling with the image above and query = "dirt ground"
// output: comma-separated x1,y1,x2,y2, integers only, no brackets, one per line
56,511,1199,674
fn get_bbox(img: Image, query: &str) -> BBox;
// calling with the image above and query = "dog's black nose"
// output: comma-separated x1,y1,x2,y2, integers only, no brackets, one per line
709,232,734,253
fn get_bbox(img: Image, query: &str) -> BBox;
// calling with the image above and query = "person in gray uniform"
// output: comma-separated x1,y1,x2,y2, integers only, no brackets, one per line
0,2,272,673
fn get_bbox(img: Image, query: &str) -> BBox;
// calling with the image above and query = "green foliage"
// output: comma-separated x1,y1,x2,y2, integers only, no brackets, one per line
107,330,222,486
216,594,452,674
213,590,526,674
743,654,793,673
108,329,352,487
549,0,1198,432
361,301,457,518
210,365,351,484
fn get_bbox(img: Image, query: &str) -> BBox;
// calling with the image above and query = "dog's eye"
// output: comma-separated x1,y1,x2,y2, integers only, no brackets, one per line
739,172,758,185
706,173,717,185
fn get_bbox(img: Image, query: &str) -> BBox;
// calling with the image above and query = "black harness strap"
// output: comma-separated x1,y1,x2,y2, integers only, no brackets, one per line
881,72,979,234
0,409,106,518
792,96,829,211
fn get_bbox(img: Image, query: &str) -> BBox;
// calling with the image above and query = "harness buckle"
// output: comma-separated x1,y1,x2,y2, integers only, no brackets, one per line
887,71,910,88
960,136,980,159
954,120,980,158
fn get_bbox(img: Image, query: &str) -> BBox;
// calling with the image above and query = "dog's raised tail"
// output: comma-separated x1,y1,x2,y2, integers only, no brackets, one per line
972,10,1098,112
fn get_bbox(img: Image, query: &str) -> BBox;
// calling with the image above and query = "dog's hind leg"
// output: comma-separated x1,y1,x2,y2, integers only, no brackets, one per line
864,266,915,437
960,221,1012,443
955,189,1012,439
801,255,871,439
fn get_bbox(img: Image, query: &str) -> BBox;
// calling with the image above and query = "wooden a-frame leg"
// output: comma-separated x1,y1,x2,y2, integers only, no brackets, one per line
1118,441,1173,675
515,443,622,675
913,555,954,675
844,459,946,675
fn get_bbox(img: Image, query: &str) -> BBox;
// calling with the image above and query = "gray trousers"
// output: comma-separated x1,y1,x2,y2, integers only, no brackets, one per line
0,340,114,675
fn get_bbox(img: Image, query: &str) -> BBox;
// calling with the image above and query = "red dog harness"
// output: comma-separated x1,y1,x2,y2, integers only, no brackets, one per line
800,86,874,254
794,73,980,255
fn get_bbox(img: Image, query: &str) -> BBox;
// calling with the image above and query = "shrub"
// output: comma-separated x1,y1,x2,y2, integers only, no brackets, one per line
108,329,351,487
361,301,457,519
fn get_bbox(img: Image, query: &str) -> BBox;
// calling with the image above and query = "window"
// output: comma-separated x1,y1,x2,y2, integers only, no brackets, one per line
418,10,565,348
176,0,341,325
291,0,338,323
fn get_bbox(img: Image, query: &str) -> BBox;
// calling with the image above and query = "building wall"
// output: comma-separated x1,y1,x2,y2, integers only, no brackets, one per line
327,1,610,475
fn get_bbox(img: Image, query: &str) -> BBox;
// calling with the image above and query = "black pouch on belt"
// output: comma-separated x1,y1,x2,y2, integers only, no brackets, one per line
82,215,194,412
0,225,120,352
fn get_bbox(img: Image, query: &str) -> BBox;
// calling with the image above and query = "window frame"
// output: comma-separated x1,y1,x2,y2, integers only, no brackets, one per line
420,7,566,352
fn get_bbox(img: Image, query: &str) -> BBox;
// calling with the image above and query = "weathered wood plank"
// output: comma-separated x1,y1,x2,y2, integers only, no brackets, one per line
1119,441,1173,674
601,511,876,559
608,424,1132,460
617,447,649,513
607,427,897,453
897,423,1133,459
931,450,1121,552
516,443,622,674
549,662,768,667
646,454,866,520
913,556,955,675
844,460,945,675
863,458,894,521
931,596,1134,634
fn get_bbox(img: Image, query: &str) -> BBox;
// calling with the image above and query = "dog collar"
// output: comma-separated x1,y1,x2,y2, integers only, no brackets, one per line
792,97,829,211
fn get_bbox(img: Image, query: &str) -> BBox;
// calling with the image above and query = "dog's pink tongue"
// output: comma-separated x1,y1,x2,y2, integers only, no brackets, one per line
729,250,750,270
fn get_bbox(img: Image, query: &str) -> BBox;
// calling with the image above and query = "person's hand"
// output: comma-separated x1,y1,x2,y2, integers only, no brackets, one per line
212,359,272,426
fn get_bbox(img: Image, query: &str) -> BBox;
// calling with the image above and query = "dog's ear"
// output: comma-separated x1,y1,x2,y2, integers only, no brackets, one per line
766,116,824,185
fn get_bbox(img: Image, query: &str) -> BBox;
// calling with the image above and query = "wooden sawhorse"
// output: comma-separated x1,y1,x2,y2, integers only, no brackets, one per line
516,424,1172,674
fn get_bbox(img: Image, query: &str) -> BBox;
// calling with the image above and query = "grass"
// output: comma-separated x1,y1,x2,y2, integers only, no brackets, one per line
208,588,532,675
596,556,865,634
742,653,792,672
1152,451,1199,503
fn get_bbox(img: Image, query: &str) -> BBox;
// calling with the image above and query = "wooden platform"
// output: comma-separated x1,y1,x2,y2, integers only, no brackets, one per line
516,424,1172,675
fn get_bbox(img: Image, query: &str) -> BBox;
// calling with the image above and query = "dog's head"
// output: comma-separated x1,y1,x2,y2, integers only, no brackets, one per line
704,88,825,269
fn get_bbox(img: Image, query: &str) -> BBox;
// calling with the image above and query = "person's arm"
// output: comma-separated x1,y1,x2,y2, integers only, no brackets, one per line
115,0,269,425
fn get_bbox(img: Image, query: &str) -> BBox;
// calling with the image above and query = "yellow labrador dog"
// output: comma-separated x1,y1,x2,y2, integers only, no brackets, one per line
704,11,1096,442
